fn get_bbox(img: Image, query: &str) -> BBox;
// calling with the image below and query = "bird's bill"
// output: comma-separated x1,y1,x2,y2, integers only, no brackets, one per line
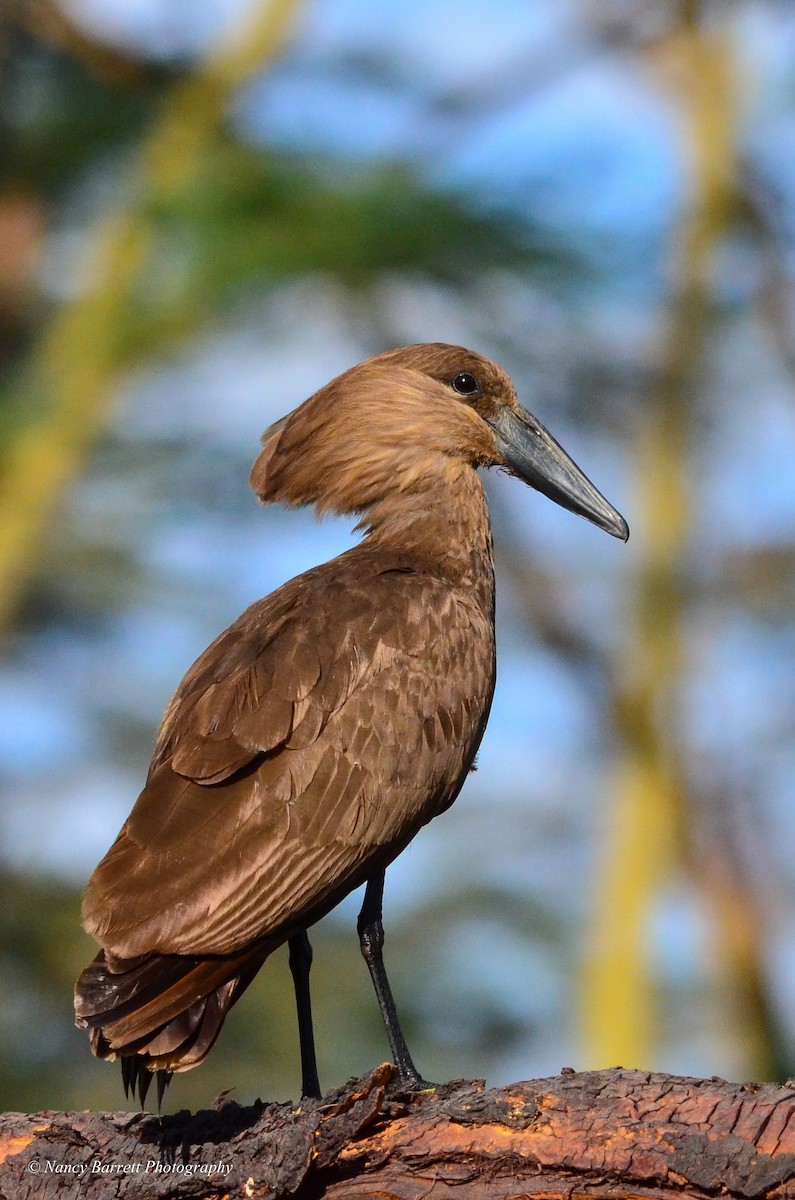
488,405,629,541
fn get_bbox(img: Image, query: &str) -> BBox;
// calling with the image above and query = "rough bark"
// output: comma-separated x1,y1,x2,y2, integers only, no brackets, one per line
3,1064,795,1199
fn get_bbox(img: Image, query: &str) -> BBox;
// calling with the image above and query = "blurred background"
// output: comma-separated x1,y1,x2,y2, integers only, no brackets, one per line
1,0,794,1115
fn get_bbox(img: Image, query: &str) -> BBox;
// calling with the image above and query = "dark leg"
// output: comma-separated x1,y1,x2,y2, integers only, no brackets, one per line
357,870,429,1090
288,931,321,1100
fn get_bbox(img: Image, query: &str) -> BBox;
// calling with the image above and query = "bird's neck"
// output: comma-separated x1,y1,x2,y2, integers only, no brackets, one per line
361,463,495,608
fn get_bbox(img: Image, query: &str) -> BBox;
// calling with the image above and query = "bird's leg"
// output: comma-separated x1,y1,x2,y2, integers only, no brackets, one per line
288,931,321,1100
357,871,429,1090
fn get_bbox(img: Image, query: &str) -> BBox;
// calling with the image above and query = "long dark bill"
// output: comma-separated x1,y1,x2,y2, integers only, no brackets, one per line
488,405,629,541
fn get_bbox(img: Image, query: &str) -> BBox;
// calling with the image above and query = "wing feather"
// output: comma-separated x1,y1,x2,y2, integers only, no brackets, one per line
82,553,494,961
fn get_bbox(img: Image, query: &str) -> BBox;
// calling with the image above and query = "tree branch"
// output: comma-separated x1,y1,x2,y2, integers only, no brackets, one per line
3,1064,795,1198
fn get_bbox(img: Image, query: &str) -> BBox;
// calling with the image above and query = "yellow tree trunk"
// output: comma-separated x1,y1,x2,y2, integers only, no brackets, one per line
580,10,770,1074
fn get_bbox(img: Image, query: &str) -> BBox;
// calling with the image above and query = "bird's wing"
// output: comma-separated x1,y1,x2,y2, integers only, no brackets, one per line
82,559,493,959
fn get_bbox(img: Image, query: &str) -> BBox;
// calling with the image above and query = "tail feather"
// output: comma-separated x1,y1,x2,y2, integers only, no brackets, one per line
75,945,269,1107
76,952,202,1027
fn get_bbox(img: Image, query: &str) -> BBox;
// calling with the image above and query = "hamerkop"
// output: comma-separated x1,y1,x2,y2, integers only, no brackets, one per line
75,343,628,1108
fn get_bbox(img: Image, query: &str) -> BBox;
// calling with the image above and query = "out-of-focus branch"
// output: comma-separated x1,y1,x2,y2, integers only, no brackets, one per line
0,0,302,633
10,0,155,84
741,166,795,390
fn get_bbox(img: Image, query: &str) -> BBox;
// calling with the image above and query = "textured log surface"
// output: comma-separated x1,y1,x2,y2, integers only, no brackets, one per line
3,1063,795,1199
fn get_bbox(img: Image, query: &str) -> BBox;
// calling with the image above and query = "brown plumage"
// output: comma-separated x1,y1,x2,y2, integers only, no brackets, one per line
75,343,627,1107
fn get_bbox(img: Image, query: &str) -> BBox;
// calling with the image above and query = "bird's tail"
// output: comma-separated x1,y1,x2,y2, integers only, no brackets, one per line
74,946,268,1108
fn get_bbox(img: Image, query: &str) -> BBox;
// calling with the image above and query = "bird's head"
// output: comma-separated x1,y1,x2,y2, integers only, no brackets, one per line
250,343,628,541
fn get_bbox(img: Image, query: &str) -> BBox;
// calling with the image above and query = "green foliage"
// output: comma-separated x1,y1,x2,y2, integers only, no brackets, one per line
0,34,163,195
96,142,564,364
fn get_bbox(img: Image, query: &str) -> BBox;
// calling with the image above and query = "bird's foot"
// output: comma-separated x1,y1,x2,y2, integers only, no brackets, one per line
389,1068,437,1096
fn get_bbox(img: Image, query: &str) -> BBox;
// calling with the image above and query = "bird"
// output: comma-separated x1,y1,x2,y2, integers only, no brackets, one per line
74,342,628,1110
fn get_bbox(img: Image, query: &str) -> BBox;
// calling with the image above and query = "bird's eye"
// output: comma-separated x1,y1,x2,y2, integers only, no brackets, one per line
451,372,480,396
